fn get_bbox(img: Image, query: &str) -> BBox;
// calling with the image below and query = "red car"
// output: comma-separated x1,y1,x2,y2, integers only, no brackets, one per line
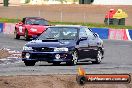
14,17,49,40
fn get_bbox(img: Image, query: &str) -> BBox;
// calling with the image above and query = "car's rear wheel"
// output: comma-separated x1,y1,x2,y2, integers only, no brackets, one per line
24,61,36,66
92,49,103,64
14,29,20,39
66,50,78,66
24,30,30,41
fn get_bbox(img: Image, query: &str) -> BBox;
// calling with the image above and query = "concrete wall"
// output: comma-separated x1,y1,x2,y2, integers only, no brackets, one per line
93,0,132,5
1,0,132,5
0,0,24,4
0,0,78,5
29,0,78,4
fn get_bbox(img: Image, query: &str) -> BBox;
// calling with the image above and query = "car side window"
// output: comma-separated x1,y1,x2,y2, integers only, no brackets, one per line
79,28,88,38
85,28,95,39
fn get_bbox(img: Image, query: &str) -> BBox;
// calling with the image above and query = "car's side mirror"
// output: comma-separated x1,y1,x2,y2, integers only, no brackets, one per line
94,33,99,38
79,37,87,41
77,37,87,44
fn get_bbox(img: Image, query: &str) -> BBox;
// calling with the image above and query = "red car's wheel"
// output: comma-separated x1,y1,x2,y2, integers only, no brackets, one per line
14,29,20,39
24,30,30,41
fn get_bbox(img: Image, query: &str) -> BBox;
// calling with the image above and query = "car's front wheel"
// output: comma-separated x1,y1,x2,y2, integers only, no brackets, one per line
66,50,78,66
14,29,20,39
52,62,61,66
24,61,36,66
92,49,103,64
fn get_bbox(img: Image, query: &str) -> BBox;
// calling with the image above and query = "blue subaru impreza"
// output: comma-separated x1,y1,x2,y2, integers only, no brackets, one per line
22,25,104,66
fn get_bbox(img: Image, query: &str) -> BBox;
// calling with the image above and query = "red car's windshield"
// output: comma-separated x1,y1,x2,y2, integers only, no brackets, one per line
25,18,48,25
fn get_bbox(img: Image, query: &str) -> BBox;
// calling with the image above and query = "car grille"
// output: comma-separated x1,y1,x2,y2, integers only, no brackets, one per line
31,54,52,59
33,47,54,52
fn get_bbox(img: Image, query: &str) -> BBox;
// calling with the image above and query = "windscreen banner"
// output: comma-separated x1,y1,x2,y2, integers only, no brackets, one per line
108,29,129,40
3,23,15,34
91,28,109,39
128,29,132,40
0,23,4,33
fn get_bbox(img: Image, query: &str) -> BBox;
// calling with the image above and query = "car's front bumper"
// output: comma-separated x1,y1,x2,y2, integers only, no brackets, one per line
22,51,73,62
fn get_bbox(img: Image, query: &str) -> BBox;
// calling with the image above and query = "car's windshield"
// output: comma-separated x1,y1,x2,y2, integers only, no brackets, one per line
26,18,48,25
38,27,78,40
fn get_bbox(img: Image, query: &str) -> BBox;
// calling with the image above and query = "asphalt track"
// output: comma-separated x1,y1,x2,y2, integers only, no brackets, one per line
0,33,132,76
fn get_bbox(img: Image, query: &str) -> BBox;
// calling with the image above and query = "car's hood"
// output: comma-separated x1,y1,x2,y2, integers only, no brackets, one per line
25,40,76,48
25,25,48,29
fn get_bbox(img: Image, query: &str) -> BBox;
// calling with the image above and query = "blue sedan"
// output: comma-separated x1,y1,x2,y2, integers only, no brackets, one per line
22,25,104,66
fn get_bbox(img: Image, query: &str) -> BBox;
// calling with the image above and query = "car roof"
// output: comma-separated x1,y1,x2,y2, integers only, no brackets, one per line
49,25,86,28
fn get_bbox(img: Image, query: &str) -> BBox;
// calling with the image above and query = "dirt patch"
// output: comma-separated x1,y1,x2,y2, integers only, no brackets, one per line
0,50,10,59
0,74,131,88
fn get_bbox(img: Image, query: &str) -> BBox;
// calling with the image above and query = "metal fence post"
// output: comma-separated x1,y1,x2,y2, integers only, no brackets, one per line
108,13,110,25
60,11,63,22
38,10,41,17
83,12,86,23
3,0,9,7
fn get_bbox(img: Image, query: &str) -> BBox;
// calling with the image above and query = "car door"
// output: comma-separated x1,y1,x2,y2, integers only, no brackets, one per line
78,28,90,59
85,28,98,57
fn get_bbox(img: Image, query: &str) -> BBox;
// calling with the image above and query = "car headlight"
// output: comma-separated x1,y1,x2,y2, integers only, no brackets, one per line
30,28,37,32
25,53,30,58
23,46,33,50
54,48,68,52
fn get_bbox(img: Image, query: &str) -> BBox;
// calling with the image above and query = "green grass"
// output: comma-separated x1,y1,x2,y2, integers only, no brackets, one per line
50,22,132,29
0,18,20,23
0,18,132,29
